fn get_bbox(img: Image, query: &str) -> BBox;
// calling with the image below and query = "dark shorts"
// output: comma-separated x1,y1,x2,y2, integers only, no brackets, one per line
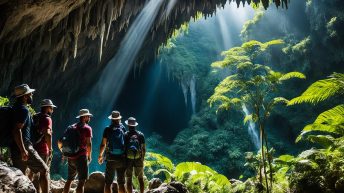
67,155,88,181
105,157,126,185
11,145,48,174
125,159,144,179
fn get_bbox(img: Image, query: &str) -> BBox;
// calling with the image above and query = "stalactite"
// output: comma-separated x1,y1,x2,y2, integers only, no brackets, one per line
99,20,106,62
73,6,84,58
104,0,114,45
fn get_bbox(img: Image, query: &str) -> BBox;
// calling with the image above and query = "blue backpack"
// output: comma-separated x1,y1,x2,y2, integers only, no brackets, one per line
106,125,125,157
61,124,81,157
0,106,13,147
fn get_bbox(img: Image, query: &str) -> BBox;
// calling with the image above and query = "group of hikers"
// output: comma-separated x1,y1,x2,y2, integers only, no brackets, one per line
0,84,146,193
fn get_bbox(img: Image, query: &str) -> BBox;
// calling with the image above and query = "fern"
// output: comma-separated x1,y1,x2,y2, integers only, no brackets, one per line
288,73,344,105
279,72,306,81
296,105,344,142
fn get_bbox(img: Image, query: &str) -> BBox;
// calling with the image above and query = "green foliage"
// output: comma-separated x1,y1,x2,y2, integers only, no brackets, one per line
208,39,305,192
0,96,9,106
144,152,232,193
288,73,344,105
296,104,344,142
241,11,265,41
282,36,311,55
0,96,10,163
211,39,284,69
145,152,175,182
175,162,231,193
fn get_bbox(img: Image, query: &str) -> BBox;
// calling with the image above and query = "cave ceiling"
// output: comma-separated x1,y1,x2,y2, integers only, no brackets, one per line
0,0,289,107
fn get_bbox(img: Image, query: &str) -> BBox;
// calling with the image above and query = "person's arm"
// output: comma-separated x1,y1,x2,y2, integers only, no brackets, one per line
98,138,107,164
12,123,28,161
86,137,92,163
141,134,146,161
142,143,146,160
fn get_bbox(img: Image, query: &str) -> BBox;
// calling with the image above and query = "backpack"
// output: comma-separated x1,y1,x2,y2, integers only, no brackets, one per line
60,124,81,157
31,113,48,145
106,125,125,157
126,131,142,159
0,106,13,147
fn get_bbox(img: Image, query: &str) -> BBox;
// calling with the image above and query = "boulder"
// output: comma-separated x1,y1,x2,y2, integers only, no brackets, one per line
84,172,105,193
149,178,162,190
146,182,188,193
0,161,36,193
169,181,188,193
51,179,77,193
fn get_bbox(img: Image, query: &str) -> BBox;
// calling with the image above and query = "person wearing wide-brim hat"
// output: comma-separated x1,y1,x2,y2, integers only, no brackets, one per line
124,117,146,193
11,84,50,193
75,108,93,118
98,110,127,193
61,108,93,193
29,99,57,192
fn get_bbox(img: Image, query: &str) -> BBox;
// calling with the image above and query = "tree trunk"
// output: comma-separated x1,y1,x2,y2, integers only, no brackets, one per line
260,124,270,193
264,129,273,190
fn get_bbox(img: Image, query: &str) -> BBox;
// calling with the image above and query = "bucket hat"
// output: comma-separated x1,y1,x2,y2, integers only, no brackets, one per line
125,117,138,127
76,109,93,118
14,84,35,98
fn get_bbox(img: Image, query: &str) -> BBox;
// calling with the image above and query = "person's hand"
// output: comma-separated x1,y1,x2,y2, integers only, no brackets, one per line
87,156,92,164
21,149,29,161
48,150,53,160
98,155,104,165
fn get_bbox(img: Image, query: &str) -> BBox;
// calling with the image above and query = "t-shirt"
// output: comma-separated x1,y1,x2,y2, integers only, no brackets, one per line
69,122,93,160
12,103,33,146
33,113,52,156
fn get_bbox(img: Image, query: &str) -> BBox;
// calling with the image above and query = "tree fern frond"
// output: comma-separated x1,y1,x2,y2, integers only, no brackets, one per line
288,73,344,105
296,105,344,143
306,135,335,148
314,104,344,125
279,72,306,81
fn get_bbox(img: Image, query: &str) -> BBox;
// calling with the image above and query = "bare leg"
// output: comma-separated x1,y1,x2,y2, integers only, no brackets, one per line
76,179,86,193
104,183,112,193
138,177,144,193
126,177,133,193
39,170,49,193
63,180,73,193
118,184,125,193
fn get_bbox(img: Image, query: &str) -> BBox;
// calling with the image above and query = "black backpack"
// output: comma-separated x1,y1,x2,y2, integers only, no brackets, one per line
106,125,125,157
0,106,14,147
60,124,81,157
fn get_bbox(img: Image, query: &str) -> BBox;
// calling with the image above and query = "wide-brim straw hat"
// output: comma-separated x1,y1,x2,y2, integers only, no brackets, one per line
108,111,122,120
40,99,57,108
76,109,93,118
14,84,35,98
125,117,138,127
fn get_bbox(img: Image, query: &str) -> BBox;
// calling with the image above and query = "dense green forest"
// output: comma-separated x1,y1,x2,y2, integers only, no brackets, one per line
144,0,344,192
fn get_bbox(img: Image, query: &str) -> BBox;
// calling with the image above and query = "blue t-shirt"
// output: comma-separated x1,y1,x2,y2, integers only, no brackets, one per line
12,103,33,146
